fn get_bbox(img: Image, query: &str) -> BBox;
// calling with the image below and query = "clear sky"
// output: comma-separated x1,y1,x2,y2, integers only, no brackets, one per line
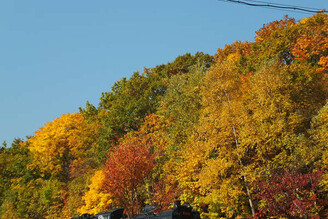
0,0,327,145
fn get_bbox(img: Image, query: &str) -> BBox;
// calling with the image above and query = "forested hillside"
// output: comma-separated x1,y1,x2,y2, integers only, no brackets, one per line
1,13,327,218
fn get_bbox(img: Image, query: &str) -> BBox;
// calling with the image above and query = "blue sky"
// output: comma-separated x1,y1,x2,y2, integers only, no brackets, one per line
0,0,327,145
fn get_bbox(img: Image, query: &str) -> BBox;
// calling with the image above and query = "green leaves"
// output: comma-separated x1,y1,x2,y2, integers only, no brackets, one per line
1,13,328,218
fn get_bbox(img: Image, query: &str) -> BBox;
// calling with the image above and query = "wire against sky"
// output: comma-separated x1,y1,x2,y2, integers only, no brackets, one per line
218,0,327,14
245,0,325,11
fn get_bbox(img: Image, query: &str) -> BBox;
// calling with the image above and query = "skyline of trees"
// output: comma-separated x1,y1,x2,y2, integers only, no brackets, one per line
0,13,327,218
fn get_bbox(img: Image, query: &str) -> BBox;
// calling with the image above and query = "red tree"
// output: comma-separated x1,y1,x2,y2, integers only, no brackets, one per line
150,180,180,213
103,137,156,218
254,167,324,218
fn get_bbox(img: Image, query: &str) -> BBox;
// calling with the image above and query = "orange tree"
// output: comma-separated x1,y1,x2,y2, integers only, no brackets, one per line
103,136,156,218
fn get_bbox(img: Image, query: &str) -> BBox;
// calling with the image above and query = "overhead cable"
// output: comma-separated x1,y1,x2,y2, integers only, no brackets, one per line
218,0,327,14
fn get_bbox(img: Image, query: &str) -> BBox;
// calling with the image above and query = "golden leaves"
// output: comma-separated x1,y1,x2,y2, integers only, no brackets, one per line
28,113,100,178
78,170,112,215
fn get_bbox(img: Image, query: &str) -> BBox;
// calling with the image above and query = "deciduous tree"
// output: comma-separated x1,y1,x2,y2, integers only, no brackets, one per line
79,170,113,215
103,136,156,217
254,168,324,218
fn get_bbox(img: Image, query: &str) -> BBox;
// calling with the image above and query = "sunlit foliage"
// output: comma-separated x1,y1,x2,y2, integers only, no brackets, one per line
1,13,328,219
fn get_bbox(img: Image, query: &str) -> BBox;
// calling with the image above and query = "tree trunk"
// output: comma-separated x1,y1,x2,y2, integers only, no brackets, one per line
225,90,256,217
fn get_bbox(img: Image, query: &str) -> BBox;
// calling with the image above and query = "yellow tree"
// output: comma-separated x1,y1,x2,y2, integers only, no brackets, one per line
179,46,321,218
176,51,254,218
28,113,99,180
78,170,113,215
27,113,100,218
310,103,328,193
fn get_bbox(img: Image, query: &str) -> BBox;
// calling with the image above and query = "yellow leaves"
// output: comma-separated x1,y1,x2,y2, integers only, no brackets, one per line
193,39,325,215
310,103,328,190
0,200,20,219
177,144,203,185
200,178,246,218
28,113,100,177
319,152,328,190
299,17,310,24
214,41,252,64
78,170,113,215
318,56,328,72
310,103,328,147
138,114,168,149
4,14,328,218
199,157,233,189
226,52,241,64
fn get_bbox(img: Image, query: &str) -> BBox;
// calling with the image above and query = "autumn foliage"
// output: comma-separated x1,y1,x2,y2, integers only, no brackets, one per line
254,168,324,218
103,137,156,217
78,170,112,215
0,13,328,218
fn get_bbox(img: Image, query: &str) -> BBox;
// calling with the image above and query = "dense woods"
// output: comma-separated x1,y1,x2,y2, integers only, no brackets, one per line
1,13,328,218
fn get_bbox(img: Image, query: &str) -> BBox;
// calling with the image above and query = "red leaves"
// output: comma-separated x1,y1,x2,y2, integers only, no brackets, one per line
150,180,180,213
254,167,324,218
103,138,156,217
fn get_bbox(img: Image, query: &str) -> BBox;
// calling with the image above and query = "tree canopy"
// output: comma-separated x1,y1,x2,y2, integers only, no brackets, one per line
1,13,327,218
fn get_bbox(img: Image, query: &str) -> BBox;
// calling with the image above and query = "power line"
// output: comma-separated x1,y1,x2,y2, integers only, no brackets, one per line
218,0,327,14
228,0,327,13
245,0,325,11
217,0,311,15
240,3,313,15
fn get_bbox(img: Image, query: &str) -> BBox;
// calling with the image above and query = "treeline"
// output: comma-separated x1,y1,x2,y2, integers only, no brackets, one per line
1,13,328,218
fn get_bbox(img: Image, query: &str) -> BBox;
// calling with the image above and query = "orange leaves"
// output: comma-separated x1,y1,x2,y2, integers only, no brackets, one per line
255,15,295,43
291,13,328,72
103,136,156,217
3,13,328,219
254,13,328,74
318,56,328,72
